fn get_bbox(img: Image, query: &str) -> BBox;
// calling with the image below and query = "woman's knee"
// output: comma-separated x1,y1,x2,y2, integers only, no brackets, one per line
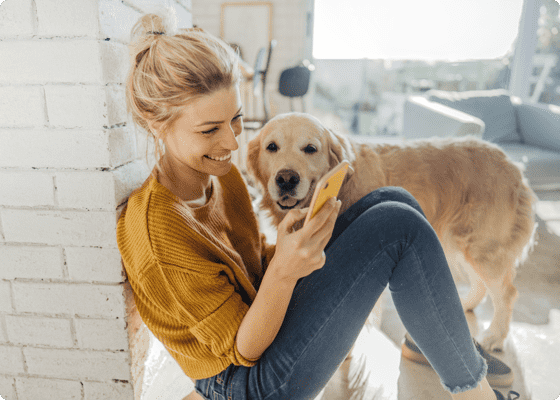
367,187,424,215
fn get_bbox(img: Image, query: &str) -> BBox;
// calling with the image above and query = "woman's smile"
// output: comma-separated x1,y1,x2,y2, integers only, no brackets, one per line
205,153,232,162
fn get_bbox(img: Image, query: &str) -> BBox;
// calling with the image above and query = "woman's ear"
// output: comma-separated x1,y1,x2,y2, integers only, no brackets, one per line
147,120,165,140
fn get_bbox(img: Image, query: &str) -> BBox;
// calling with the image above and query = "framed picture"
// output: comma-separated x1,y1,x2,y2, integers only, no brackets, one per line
220,2,273,67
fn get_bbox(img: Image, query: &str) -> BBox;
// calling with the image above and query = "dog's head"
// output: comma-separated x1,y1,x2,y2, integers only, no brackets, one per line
246,112,355,224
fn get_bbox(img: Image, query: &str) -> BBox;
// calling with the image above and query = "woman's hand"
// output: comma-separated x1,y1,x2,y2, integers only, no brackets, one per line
269,197,342,284
236,197,341,360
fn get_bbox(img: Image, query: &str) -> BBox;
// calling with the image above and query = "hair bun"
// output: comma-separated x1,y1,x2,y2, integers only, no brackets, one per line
130,7,177,42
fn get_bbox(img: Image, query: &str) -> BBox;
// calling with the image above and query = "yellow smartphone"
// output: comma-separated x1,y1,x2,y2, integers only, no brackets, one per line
304,160,352,226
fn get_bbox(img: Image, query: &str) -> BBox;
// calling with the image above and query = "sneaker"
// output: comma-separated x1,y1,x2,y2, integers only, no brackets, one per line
494,389,520,399
401,334,514,387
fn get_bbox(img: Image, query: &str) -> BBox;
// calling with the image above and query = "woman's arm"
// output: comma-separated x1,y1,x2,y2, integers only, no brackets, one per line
236,198,341,360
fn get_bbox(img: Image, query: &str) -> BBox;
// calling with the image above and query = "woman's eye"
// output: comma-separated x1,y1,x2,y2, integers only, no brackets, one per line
201,127,218,134
303,145,317,154
233,113,243,122
266,142,278,152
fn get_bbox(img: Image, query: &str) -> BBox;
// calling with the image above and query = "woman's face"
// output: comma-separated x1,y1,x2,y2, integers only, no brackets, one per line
161,85,243,181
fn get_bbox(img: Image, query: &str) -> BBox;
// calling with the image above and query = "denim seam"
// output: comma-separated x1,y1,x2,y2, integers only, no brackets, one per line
408,244,486,391
261,242,400,400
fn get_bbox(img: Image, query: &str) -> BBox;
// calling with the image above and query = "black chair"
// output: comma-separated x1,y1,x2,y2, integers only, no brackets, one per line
278,63,312,112
243,39,277,130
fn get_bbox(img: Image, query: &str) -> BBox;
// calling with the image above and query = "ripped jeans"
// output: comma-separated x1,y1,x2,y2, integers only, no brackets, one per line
195,187,487,400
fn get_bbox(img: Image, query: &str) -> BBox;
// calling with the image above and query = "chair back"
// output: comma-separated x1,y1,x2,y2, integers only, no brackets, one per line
279,66,311,98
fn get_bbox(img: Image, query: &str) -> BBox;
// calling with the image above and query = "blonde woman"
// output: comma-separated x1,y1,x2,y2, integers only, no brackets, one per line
117,11,519,400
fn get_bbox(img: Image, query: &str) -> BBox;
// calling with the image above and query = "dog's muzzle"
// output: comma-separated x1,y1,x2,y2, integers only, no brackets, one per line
275,169,300,194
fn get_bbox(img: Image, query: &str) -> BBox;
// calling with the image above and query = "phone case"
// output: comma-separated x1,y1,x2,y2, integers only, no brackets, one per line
304,161,351,226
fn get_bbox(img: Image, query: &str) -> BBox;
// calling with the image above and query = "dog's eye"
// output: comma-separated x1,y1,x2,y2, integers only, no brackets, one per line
266,142,278,152
303,145,317,154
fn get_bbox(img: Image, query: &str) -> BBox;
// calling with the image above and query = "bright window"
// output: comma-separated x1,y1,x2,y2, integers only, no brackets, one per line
313,0,525,61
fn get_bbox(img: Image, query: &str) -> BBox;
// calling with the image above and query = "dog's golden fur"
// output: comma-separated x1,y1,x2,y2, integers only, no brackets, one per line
247,112,537,351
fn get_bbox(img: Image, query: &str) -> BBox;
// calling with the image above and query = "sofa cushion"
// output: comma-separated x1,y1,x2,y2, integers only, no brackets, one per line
427,89,521,143
514,102,560,152
497,141,560,189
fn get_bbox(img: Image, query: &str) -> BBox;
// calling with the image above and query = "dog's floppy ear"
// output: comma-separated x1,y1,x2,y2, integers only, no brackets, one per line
246,133,261,182
327,128,356,169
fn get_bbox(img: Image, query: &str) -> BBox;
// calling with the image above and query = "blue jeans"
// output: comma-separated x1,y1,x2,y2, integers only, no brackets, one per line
195,187,487,400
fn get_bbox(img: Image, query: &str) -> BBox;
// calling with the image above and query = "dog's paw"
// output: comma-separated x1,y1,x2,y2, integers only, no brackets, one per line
478,330,505,353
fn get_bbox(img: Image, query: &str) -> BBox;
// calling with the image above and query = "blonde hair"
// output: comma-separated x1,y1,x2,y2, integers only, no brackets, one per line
125,9,241,172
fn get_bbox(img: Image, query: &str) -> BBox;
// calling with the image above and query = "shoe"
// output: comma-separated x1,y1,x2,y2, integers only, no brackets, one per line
494,389,520,399
401,334,514,387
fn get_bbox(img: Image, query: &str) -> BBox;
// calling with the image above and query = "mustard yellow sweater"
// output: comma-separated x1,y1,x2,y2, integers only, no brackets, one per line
116,165,275,379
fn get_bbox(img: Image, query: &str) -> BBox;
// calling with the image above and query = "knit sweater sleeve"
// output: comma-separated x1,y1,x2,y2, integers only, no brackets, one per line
140,259,259,366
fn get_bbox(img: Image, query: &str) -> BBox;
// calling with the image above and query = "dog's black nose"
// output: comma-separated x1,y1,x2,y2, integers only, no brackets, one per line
276,169,300,192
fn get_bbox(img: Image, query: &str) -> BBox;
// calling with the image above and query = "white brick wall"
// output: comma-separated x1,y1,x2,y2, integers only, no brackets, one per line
24,347,130,380
0,246,63,280
15,377,83,400
65,247,125,283
0,1,193,399
0,172,55,207
35,0,100,37
83,380,134,400
0,0,34,38
0,376,16,400
5,316,74,347
0,86,46,127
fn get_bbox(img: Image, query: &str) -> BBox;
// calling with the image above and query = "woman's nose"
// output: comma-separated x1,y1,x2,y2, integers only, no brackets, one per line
223,124,239,151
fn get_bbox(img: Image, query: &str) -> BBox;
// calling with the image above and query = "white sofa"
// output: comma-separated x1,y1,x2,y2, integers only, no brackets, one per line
403,89,560,190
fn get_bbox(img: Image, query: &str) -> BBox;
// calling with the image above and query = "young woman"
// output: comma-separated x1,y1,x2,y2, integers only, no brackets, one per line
117,11,518,400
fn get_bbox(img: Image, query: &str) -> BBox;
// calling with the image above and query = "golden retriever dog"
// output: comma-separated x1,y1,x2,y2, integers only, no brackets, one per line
246,112,537,352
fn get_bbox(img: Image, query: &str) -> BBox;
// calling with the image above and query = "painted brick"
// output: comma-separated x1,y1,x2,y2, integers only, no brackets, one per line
0,128,135,169
0,376,16,400
1,209,116,247
0,317,6,344
0,171,54,207
75,318,128,350
0,86,45,128
0,281,12,313
0,246,63,280
109,128,138,168
36,0,99,37
83,380,134,400
106,85,129,127
99,0,141,42
0,0,34,37
0,41,102,84
100,42,129,84
113,160,151,207
56,171,115,210
5,316,73,348
45,84,126,128
12,282,125,319
15,377,82,400
65,247,125,283
0,129,106,169
24,347,130,381
0,346,25,375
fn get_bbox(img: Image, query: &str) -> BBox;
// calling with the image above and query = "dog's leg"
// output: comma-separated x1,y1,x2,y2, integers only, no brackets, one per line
478,269,518,352
461,264,487,312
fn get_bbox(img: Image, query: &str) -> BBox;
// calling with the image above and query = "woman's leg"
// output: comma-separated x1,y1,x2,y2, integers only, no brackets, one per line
219,187,489,399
